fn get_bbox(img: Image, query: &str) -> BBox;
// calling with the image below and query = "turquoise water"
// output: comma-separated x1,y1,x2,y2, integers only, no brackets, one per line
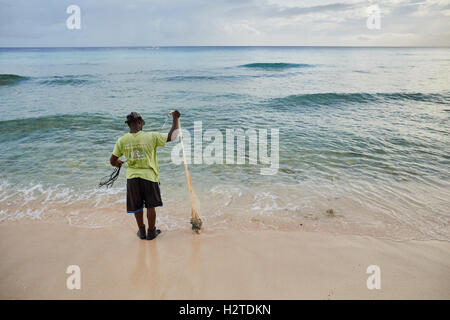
0,47,449,240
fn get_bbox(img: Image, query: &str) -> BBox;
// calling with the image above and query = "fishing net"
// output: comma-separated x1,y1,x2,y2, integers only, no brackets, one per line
98,166,121,188
178,118,203,233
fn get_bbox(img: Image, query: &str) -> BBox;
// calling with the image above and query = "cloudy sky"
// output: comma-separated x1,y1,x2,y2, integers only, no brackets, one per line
0,0,449,47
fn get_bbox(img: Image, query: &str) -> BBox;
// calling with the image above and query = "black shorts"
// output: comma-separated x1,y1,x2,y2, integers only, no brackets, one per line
126,178,163,213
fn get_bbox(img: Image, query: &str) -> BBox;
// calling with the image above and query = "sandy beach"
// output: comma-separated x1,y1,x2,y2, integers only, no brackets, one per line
0,220,449,300
2,0,450,305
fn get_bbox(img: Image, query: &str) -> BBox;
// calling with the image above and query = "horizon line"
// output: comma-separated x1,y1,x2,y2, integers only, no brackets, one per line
1,45,450,49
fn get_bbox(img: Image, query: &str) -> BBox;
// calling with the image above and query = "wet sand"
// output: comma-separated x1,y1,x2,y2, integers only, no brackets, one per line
0,220,449,299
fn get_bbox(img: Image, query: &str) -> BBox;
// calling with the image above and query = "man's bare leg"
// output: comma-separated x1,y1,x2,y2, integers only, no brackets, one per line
147,207,156,231
146,208,161,240
134,210,144,228
134,210,146,239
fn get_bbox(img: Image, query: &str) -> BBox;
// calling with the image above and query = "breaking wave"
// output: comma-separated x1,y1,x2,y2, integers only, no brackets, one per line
0,74,29,86
269,92,450,108
39,75,94,86
239,62,313,69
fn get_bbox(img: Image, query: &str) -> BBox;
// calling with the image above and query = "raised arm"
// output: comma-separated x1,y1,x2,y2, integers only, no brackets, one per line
167,110,181,142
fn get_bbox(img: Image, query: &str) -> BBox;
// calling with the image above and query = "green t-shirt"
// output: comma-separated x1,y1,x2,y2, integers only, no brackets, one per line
112,131,168,182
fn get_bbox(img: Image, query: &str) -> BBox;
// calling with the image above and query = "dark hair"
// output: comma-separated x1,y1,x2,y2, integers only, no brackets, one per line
125,112,145,126
125,115,139,125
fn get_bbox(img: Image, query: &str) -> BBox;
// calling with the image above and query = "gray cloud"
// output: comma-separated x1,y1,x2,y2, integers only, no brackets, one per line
271,2,357,17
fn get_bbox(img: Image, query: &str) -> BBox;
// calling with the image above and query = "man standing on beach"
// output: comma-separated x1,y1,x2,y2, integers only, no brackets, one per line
109,110,180,240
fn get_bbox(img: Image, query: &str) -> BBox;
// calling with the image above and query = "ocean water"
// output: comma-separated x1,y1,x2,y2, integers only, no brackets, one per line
0,47,449,240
